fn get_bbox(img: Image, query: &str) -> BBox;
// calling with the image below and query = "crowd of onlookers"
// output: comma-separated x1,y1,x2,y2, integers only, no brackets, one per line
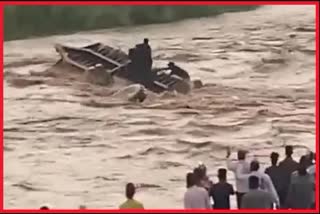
39,145,316,210
182,145,315,209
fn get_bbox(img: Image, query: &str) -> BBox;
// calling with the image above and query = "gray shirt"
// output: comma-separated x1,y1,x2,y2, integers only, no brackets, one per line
241,189,274,209
307,165,315,204
184,186,211,209
236,168,280,206
285,171,314,209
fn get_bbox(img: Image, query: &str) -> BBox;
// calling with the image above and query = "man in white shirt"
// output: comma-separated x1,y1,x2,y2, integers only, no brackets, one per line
226,148,250,208
236,160,280,208
184,172,211,209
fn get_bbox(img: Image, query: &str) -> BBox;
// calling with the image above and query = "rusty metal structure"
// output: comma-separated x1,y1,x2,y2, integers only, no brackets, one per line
54,42,191,94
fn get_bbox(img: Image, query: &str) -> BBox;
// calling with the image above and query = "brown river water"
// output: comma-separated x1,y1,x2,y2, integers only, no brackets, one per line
3,5,316,209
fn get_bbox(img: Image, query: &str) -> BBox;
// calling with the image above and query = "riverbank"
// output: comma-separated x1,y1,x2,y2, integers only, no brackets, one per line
4,5,259,41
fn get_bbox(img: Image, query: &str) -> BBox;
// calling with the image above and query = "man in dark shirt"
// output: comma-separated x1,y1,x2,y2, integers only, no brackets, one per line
278,146,299,208
168,62,190,81
265,152,282,201
210,168,235,209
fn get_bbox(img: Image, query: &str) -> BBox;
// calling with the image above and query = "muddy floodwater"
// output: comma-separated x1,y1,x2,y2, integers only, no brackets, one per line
3,5,316,209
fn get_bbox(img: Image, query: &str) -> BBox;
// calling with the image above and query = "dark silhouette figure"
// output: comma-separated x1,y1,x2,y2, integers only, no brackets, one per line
135,44,145,72
168,62,190,80
265,152,282,200
143,38,152,71
128,48,135,61
278,146,299,208
130,39,154,83
210,168,235,209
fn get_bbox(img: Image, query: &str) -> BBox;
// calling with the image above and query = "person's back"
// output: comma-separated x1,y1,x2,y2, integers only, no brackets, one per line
120,199,144,209
184,186,211,209
285,156,314,209
226,148,250,208
242,189,274,209
278,146,299,206
265,152,282,197
119,183,144,209
211,182,234,209
184,172,211,209
241,176,273,209
210,168,234,209
279,157,299,179
265,166,281,189
236,160,280,207
133,43,152,82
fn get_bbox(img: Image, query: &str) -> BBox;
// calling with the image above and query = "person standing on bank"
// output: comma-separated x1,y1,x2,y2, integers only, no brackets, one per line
241,176,275,209
278,145,299,207
184,172,211,209
226,147,250,208
210,168,235,209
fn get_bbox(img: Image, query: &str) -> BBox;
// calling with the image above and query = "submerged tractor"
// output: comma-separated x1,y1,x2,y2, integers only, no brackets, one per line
53,40,194,94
